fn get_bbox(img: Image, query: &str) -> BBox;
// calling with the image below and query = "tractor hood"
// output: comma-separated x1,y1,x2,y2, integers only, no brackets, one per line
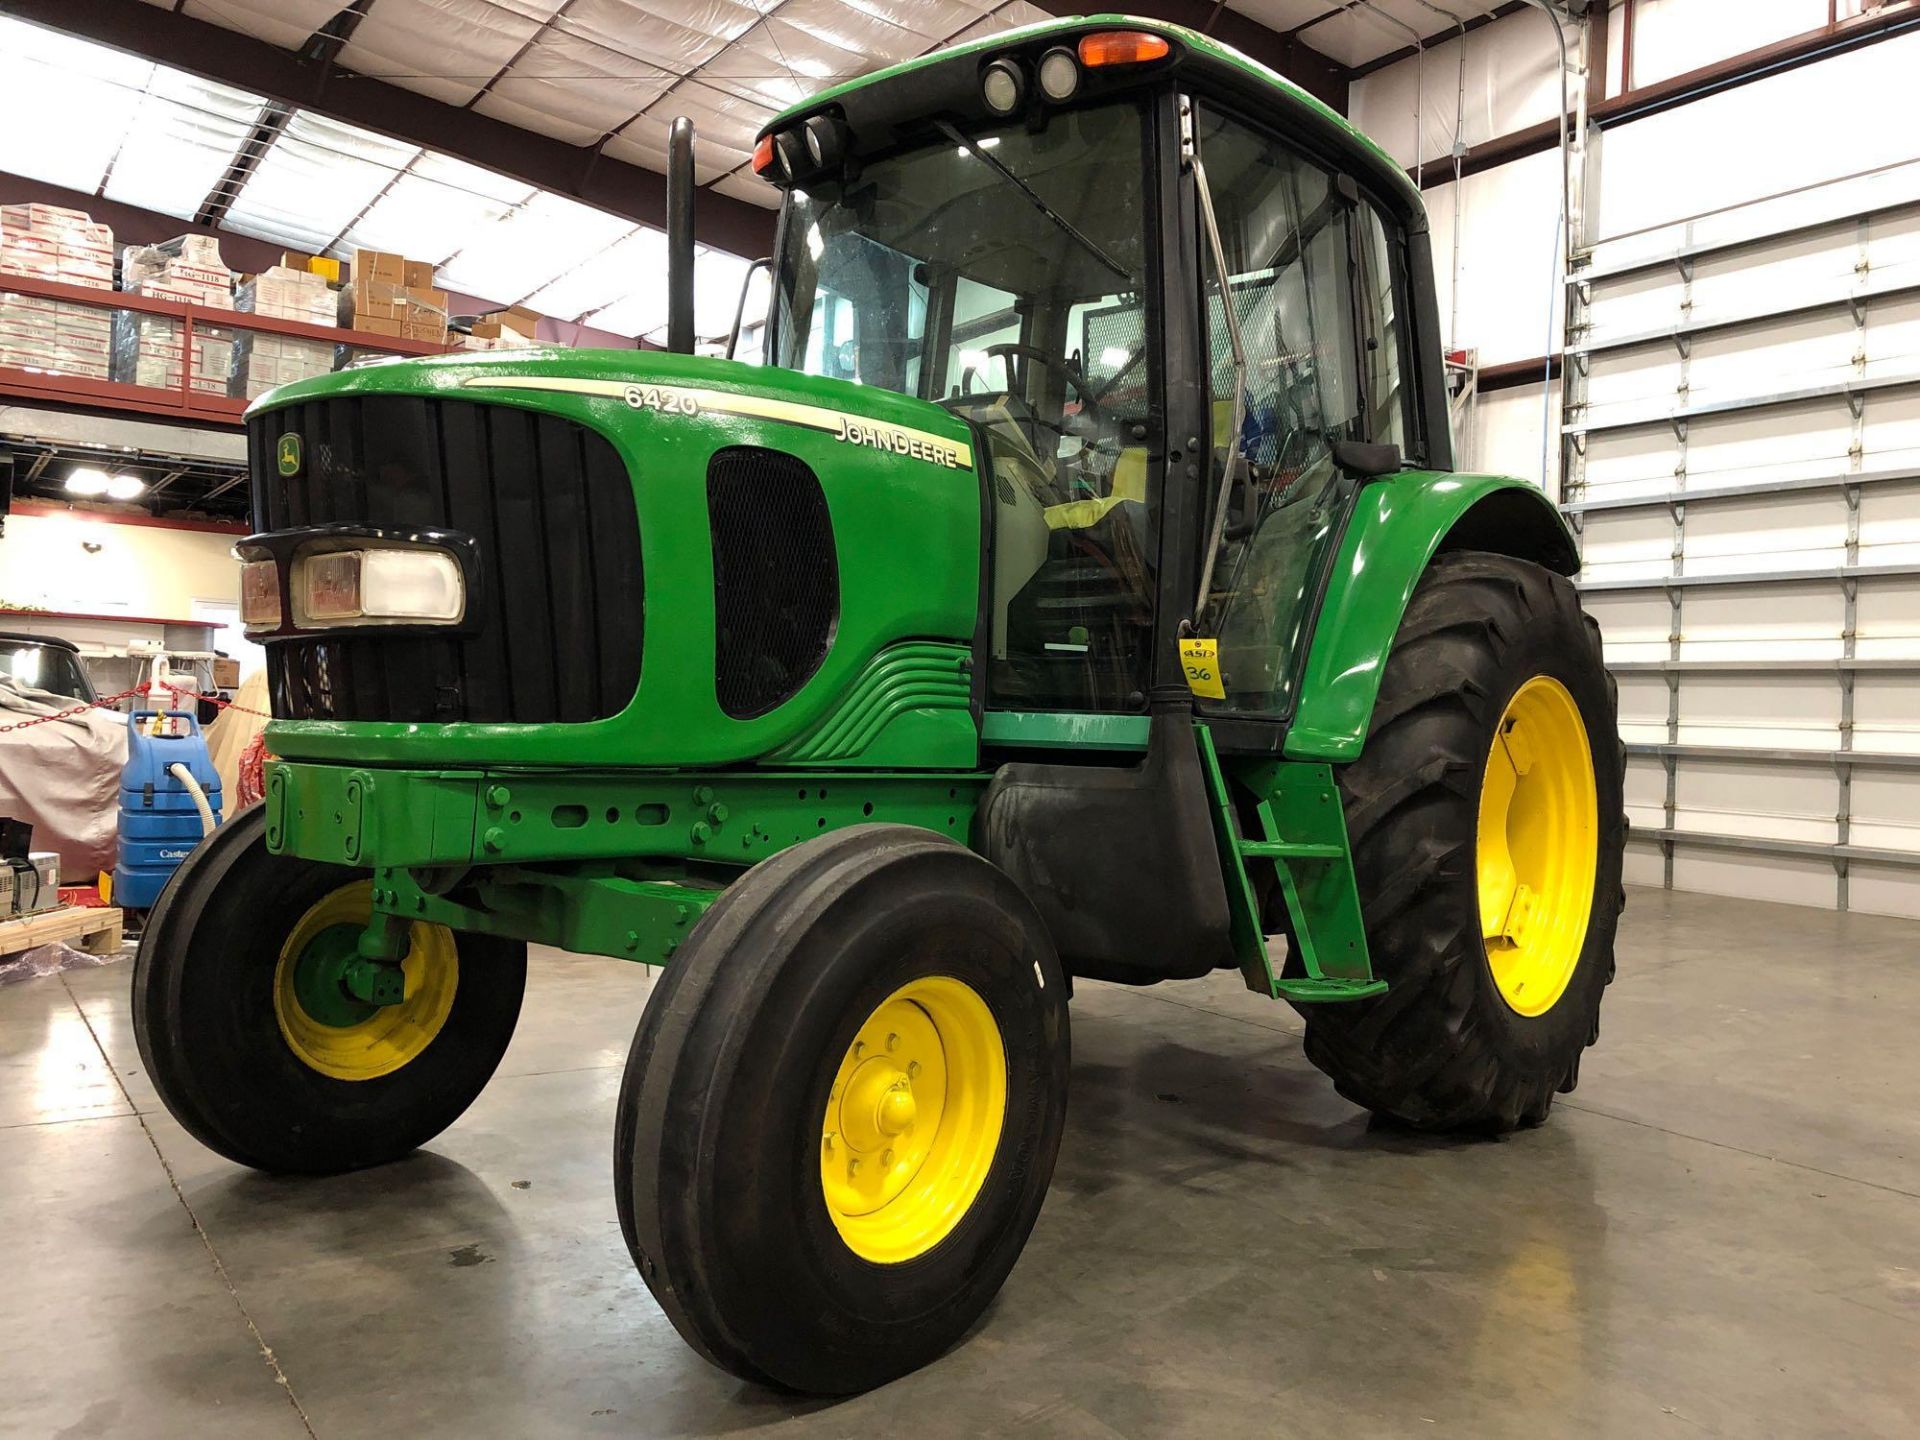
245,343,975,468
242,348,984,772
248,347,977,473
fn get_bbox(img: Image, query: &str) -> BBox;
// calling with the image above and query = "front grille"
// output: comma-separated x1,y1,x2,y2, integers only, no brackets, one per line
707,446,838,718
251,396,643,724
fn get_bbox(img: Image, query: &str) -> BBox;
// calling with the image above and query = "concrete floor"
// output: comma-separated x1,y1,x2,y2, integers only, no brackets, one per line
2,886,1917,1439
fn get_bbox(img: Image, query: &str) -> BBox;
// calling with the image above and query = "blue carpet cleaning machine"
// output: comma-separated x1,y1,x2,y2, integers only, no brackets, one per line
113,660,223,910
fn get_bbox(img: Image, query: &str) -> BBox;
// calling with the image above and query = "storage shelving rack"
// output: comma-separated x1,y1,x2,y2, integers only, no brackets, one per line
0,271,457,428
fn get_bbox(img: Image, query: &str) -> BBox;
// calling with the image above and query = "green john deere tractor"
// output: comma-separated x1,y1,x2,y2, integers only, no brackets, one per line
133,13,1625,1395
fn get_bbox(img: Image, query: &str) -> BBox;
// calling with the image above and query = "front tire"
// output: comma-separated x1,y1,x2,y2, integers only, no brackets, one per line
614,824,1069,1394
1301,551,1625,1132
132,807,527,1173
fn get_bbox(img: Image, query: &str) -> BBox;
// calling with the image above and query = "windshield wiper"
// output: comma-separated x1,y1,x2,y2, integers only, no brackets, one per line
934,120,1131,283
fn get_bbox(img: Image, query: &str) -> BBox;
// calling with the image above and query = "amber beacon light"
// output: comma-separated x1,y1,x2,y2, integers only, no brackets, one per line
1077,31,1172,67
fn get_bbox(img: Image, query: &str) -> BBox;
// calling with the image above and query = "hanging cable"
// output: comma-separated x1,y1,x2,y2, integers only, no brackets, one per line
1354,2,1428,186
1519,0,1576,491
1402,1,1471,350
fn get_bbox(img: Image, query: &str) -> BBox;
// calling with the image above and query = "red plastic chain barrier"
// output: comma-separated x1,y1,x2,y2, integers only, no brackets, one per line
237,731,270,807
0,680,271,734
0,686,149,734
151,681,272,718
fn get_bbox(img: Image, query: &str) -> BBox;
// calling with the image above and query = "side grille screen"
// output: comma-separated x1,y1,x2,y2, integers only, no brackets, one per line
251,396,642,725
707,446,838,718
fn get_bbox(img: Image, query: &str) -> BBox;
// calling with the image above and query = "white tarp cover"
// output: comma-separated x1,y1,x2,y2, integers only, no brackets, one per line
0,679,127,880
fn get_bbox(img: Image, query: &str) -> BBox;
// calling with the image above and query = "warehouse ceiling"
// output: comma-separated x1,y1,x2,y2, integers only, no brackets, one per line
143,1,1486,155
1227,1,1486,66
138,0,1070,212
0,13,763,342
129,0,1461,197
0,2,1488,342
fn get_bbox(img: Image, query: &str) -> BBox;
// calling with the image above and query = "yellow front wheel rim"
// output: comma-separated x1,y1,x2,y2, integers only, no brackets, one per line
273,882,459,1081
820,976,1007,1264
1476,676,1599,1017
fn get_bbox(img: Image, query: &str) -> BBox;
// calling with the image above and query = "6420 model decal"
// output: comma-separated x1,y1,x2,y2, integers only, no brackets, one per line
623,383,701,416
461,374,974,470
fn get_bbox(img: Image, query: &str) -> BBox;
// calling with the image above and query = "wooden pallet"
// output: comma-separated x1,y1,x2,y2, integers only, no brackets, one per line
0,904,125,959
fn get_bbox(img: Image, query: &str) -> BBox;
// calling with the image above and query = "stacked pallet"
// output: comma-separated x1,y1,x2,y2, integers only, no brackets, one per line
342,248,448,343
0,202,115,380
233,264,338,400
115,235,237,394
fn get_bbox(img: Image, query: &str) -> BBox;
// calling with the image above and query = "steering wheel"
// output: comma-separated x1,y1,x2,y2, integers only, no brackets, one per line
983,343,1106,422
946,344,1125,491
982,343,1124,462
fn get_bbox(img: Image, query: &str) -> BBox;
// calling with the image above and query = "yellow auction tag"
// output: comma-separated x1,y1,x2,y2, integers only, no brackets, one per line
1179,637,1225,700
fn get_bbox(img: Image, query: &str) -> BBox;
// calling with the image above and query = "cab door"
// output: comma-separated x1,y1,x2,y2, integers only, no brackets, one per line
1183,102,1414,737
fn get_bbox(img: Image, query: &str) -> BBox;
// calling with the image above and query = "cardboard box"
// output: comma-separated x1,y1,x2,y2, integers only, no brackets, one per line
131,278,234,309
355,249,407,287
168,261,231,290
174,234,225,267
237,266,337,327
1,203,116,291
212,658,241,689
114,311,233,392
1,202,92,232
123,237,235,309
0,343,110,380
332,242,448,343
468,304,541,343
279,249,343,284
400,286,448,343
228,331,334,399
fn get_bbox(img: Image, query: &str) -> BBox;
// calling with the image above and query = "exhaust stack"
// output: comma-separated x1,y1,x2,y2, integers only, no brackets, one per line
667,116,696,354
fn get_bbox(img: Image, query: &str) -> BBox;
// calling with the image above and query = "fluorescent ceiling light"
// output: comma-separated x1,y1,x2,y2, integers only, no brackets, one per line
65,466,111,496
106,474,147,501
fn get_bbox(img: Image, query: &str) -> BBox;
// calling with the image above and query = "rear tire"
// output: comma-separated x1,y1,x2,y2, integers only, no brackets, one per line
132,806,527,1173
1301,551,1625,1132
614,824,1068,1394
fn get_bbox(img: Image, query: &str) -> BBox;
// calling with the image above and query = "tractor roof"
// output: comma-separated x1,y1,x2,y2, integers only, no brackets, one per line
762,12,1425,232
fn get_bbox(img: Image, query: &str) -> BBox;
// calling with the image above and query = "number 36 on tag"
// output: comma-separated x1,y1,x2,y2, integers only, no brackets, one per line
1178,637,1225,700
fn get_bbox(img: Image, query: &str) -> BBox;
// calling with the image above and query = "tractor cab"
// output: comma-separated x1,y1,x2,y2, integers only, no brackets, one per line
769,90,1158,713
755,21,1447,735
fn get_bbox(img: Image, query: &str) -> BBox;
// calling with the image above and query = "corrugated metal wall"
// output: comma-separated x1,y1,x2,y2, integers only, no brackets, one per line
1352,0,1920,919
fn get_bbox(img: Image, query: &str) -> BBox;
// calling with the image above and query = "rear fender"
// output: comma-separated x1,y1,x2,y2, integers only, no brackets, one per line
1285,474,1578,762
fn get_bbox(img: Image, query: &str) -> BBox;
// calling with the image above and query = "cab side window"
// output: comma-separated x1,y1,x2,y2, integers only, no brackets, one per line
1192,106,1366,718
1355,201,1410,456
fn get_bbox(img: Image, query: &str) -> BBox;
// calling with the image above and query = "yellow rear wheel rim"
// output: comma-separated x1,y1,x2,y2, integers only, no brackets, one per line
1476,676,1599,1017
819,976,1007,1265
273,881,459,1081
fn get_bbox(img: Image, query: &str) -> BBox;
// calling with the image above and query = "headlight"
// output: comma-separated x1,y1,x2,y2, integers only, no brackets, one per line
803,115,848,170
293,547,465,627
240,559,282,631
981,58,1023,115
1038,48,1080,101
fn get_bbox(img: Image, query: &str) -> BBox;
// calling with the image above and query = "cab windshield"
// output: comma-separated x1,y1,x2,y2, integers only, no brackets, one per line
770,100,1160,713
